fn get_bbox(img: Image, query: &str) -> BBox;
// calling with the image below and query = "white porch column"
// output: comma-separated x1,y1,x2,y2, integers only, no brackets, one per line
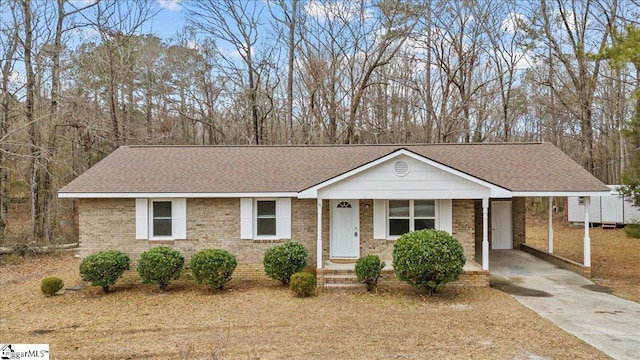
482,198,489,271
548,196,554,253
583,196,591,268
316,198,323,269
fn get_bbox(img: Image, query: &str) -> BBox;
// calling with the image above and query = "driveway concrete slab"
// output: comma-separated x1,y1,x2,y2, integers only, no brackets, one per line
490,250,640,360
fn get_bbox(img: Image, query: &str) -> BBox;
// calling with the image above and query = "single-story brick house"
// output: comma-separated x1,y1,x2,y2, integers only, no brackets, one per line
58,143,610,288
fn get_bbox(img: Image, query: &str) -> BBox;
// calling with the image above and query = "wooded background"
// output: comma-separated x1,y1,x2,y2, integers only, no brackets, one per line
1,0,639,244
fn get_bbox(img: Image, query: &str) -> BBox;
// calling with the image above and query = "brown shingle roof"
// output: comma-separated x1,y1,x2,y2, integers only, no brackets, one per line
58,143,609,194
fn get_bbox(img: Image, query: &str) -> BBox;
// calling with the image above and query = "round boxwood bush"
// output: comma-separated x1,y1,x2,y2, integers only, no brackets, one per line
355,255,386,292
137,246,184,292
624,223,640,239
79,250,130,293
263,241,308,286
289,271,316,297
392,229,466,296
190,249,238,290
41,277,64,296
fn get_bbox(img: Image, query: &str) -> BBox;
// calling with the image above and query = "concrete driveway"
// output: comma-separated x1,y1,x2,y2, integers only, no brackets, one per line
490,250,640,360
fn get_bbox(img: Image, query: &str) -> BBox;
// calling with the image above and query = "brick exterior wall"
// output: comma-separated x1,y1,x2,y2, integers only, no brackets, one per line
323,199,477,264
79,198,136,258
452,199,475,261
78,198,317,282
321,200,330,261
375,268,489,289
512,197,526,249
317,268,489,291
78,197,483,284
474,200,483,259
360,200,396,261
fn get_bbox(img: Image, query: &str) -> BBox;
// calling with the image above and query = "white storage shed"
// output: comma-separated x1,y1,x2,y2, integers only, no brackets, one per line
568,185,640,225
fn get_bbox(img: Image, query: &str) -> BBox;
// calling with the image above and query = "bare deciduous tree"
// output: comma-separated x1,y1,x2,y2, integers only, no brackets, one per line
188,0,274,145
534,0,617,171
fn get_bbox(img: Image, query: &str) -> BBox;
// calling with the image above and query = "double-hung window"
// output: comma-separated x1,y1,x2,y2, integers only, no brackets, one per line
135,198,187,240
240,198,291,240
256,200,277,237
152,201,172,237
388,200,435,237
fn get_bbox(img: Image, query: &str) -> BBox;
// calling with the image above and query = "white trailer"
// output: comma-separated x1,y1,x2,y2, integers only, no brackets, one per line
568,185,640,225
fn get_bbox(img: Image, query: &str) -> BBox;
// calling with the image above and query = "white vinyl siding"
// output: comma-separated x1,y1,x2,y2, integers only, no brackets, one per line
240,197,292,240
317,155,492,199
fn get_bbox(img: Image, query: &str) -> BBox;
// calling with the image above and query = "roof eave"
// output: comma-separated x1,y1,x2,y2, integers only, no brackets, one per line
58,192,300,199
510,190,612,197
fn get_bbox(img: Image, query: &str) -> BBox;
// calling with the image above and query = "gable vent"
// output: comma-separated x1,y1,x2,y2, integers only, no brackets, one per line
393,160,410,177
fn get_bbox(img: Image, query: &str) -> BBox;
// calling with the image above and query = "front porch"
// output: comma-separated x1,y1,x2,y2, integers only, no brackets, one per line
316,259,489,293
302,150,602,289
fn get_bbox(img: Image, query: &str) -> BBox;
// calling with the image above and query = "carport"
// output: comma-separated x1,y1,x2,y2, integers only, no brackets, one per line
475,193,609,277
540,195,604,271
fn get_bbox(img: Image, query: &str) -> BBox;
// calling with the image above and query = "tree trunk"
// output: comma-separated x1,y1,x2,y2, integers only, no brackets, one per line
250,80,260,145
0,5,19,236
22,0,43,241
41,0,65,242
286,0,296,143
108,45,121,148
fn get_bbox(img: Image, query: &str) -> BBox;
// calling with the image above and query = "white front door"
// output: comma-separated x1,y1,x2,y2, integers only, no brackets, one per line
330,200,360,259
492,201,513,249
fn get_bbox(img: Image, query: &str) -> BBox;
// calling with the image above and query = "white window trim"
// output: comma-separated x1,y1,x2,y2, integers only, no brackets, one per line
240,198,292,240
387,199,438,240
149,198,175,240
136,198,187,241
254,198,278,240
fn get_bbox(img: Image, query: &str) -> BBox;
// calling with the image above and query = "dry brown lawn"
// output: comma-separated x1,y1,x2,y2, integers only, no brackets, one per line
0,253,609,359
526,214,640,303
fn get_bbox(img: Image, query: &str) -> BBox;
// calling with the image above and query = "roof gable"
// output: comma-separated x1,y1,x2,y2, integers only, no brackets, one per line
299,149,510,199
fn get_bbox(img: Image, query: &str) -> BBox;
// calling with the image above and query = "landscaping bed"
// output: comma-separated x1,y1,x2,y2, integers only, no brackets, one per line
0,253,608,359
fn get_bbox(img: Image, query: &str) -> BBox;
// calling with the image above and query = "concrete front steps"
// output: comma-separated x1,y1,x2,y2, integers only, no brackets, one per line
317,261,489,293
318,269,367,293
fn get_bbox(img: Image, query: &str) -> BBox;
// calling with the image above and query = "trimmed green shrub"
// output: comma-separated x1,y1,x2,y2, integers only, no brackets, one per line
190,249,238,290
79,250,130,293
355,255,385,292
392,229,466,296
263,241,308,286
289,272,316,297
137,246,184,292
41,277,64,296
